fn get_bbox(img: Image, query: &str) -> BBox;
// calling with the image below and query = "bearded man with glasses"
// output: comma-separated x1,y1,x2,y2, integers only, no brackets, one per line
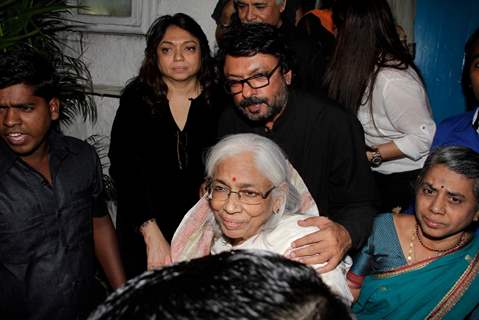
216,23,376,273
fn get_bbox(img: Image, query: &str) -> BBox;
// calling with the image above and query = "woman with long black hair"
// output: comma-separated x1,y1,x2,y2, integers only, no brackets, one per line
324,0,436,213
109,13,223,279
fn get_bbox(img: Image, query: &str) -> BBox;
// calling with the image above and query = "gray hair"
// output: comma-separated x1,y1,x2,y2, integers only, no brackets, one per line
205,133,301,230
416,146,479,208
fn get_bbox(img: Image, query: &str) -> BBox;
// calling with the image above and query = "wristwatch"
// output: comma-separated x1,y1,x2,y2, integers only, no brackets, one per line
369,150,383,167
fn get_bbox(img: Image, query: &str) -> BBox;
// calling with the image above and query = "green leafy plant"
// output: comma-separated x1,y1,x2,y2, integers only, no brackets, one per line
0,0,97,125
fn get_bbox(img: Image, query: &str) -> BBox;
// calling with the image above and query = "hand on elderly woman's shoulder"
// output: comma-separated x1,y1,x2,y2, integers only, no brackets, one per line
287,217,352,273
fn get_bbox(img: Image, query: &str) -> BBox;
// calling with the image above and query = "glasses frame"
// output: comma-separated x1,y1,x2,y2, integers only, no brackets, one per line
207,182,276,205
224,63,281,95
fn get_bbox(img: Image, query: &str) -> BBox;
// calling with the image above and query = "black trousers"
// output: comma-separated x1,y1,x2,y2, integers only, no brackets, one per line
373,169,421,214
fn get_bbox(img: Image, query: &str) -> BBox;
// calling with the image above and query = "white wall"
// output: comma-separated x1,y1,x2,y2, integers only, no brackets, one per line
62,0,218,142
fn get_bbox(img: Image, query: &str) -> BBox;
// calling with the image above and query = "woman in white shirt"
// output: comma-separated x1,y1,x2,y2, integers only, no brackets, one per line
323,0,436,212
171,133,353,305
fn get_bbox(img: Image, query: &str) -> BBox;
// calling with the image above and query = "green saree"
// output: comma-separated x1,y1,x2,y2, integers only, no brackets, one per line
352,236,479,319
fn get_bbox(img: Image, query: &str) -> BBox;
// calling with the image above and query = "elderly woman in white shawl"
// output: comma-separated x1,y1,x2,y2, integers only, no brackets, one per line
172,133,353,303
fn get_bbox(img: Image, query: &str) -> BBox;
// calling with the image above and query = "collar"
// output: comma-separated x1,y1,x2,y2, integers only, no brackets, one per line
0,128,74,178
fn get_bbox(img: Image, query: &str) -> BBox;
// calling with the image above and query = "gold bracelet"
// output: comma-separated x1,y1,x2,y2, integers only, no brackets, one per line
139,218,156,234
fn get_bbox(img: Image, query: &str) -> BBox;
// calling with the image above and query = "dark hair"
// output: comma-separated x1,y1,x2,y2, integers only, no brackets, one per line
462,28,479,110
0,47,57,101
217,23,293,74
416,146,479,208
324,0,418,114
137,13,216,111
88,250,351,320
212,0,232,23
319,0,335,9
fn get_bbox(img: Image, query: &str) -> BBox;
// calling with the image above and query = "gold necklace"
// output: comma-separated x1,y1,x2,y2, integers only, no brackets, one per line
406,226,415,263
415,224,466,253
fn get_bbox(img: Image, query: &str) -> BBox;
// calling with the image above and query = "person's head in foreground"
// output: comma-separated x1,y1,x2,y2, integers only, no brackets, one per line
415,146,479,242
218,23,293,126
89,250,351,320
0,47,60,163
205,133,300,244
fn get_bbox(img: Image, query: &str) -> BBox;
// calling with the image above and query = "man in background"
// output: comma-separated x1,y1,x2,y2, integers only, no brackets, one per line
233,0,328,94
217,23,375,273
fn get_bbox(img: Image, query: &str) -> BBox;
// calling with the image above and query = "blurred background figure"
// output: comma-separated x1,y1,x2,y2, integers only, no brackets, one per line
211,0,237,45
432,28,479,153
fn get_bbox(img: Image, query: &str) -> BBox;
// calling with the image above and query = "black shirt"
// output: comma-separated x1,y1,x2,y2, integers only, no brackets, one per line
0,130,105,320
279,19,330,96
218,91,376,249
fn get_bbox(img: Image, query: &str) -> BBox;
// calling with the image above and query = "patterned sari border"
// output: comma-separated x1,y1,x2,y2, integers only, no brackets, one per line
373,246,464,279
426,250,479,319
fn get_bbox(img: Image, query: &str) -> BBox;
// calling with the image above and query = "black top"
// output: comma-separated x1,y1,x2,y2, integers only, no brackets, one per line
0,130,105,320
295,12,336,93
109,79,223,277
218,91,376,249
279,19,330,96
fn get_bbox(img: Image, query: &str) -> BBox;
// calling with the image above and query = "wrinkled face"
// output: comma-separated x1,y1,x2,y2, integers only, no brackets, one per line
236,0,285,26
156,25,201,83
0,83,59,162
224,53,291,123
209,152,280,245
469,41,479,102
415,164,479,240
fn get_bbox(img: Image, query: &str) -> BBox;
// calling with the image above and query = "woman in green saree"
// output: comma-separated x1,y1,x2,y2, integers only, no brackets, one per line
348,146,479,319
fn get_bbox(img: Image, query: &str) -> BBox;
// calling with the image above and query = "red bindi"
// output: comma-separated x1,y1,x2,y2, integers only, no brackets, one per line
232,176,236,182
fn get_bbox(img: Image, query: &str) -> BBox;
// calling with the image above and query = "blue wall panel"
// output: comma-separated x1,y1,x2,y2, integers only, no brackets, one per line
415,0,479,122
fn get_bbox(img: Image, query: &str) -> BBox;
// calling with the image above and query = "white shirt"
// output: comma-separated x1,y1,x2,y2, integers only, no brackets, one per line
211,213,354,304
357,66,436,174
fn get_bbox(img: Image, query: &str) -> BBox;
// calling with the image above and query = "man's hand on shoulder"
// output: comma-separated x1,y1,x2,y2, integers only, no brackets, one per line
288,216,352,273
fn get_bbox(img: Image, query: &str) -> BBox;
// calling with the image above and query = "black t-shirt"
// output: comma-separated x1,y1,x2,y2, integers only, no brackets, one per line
0,130,105,319
218,90,376,249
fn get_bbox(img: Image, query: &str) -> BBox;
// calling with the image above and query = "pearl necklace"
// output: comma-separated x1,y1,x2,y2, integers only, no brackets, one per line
406,227,415,263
